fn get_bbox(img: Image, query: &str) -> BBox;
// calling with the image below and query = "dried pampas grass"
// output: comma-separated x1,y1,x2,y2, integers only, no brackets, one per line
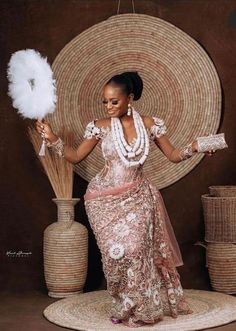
28,126,74,199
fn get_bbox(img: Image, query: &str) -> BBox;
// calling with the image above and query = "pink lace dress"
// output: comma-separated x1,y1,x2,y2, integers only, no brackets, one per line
83,116,193,328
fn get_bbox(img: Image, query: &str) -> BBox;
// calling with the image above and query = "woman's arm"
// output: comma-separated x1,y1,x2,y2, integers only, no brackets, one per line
74,138,100,164
153,135,198,163
142,115,201,163
36,119,100,164
142,116,215,163
43,134,100,164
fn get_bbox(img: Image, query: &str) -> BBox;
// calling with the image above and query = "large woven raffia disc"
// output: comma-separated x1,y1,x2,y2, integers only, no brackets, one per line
47,13,221,188
43,289,236,330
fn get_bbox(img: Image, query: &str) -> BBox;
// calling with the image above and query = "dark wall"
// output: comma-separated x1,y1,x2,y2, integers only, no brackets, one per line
1,0,236,292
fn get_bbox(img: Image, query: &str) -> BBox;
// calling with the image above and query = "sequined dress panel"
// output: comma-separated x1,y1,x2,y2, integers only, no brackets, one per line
83,117,193,328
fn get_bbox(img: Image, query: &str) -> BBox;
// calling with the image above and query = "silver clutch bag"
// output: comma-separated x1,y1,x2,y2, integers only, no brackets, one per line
196,133,228,153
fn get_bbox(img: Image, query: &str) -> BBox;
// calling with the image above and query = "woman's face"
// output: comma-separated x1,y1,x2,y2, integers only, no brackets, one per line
102,84,133,118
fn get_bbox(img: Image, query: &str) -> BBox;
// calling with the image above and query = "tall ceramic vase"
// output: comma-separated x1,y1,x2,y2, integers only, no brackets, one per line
43,198,88,298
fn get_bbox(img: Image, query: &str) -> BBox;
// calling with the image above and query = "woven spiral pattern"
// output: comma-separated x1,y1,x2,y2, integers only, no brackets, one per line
43,289,236,330
47,13,222,188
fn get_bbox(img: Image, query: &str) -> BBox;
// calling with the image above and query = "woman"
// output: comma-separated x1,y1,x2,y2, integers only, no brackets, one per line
36,71,215,328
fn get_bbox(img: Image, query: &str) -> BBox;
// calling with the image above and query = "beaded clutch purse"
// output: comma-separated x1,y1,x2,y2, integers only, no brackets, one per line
196,133,228,153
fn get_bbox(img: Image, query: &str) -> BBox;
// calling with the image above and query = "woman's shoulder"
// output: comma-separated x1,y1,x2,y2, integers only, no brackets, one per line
141,114,167,140
141,115,165,129
141,115,154,129
83,117,110,140
94,117,111,129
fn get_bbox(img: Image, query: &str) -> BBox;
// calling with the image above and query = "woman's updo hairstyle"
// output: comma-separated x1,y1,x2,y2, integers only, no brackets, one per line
105,71,143,101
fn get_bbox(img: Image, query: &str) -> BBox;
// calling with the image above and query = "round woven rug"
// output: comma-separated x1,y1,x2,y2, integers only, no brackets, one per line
47,13,222,189
43,289,236,331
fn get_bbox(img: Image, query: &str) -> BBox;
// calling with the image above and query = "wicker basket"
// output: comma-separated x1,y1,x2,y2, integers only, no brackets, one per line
207,243,236,294
209,186,236,197
201,194,236,242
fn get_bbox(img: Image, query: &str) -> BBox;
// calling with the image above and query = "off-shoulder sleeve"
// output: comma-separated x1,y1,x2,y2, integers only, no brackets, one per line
149,116,167,141
83,119,103,140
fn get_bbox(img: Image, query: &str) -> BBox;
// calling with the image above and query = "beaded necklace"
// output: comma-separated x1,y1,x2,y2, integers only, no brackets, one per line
111,107,150,167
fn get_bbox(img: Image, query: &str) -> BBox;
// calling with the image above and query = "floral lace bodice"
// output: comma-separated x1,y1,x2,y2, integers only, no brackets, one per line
83,116,167,192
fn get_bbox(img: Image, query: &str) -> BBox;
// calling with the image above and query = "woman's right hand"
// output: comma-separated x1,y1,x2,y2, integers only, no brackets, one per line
35,119,58,143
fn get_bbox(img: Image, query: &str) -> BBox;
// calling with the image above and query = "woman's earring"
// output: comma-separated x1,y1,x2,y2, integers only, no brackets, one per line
127,103,132,116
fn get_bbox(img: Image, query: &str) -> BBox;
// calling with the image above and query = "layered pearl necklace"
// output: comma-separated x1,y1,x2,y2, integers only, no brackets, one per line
111,107,150,167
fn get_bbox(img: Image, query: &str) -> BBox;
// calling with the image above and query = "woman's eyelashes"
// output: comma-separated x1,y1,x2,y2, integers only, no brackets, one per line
102,100,118,105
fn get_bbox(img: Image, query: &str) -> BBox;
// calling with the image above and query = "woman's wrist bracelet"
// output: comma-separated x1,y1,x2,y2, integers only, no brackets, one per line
47,137,65,158
179,142,196,161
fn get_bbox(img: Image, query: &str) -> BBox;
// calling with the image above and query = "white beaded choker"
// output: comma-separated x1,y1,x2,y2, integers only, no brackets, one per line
111,107,150,167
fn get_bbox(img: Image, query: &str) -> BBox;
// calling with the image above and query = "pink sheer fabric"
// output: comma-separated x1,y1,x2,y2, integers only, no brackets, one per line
84,176,183,267
83,117,193,327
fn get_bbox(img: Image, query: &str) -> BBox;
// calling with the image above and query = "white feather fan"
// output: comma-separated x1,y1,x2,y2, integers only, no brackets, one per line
7,49,57,155
7,49,57,120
